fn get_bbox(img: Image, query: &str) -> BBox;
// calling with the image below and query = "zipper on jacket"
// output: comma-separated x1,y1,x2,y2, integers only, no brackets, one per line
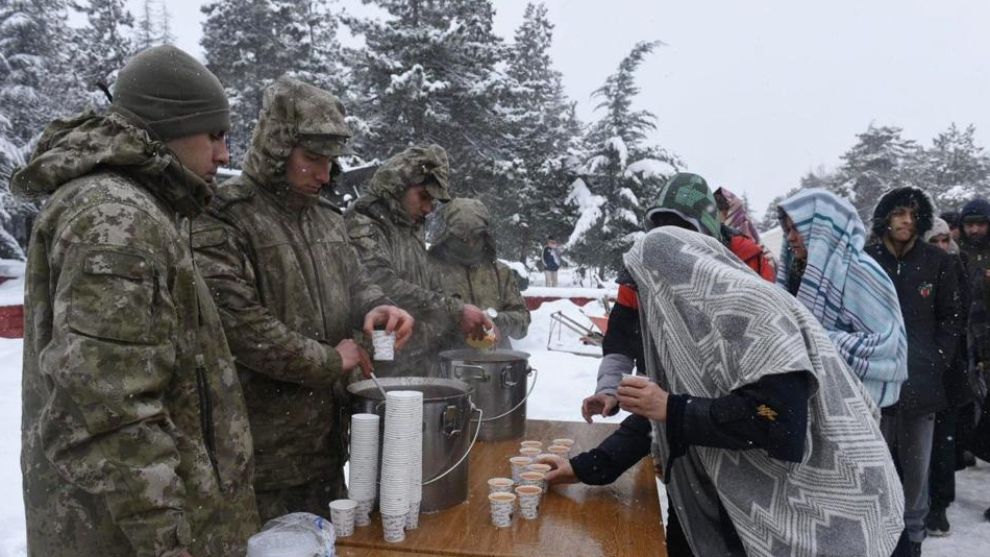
195,353,223,485
300,210,333,340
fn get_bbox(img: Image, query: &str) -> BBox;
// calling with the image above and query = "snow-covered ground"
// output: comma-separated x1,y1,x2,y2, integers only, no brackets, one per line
0,295,987,555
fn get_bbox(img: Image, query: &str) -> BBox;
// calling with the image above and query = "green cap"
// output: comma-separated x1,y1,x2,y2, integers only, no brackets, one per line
112,45,229,141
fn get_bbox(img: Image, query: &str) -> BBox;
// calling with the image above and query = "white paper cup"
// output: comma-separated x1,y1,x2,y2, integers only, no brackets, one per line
548,444,571,458
526,463,552,475
519,447,541,459
515,485,543,520
509,456,532,484
372,330,396,361
405,499,421,530
488,477,515,494
551,438,575,448
520,440,543,450
488,492,516,528
519,471,546,492
329,499,357,538
382,513,406,543
355,498,374,527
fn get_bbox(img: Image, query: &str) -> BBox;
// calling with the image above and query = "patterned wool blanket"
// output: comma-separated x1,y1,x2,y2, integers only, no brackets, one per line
625,227,904,557
777,188,908,407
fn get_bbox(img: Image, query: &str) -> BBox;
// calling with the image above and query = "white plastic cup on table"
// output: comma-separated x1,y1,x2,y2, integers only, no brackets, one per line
520,440,543,451
509,456,532,484
519,447,541,459
488,477,514,494
526,463,552,476
328,499,357,538
488,492,516,528
519,471,546,492
515,485,543,520
354,498,374,527
372,328,396,361
548,444,571,458
405,499,421,530
382,513,406,543
551,438,575,449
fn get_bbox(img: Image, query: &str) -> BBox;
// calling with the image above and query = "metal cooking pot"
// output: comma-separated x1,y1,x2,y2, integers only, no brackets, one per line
347,377,480,512
438,349,536,442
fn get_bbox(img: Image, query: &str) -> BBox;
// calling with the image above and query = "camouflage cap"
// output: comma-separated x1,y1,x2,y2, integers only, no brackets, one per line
370,144,451,201
298,134,354,157
241,75,353,183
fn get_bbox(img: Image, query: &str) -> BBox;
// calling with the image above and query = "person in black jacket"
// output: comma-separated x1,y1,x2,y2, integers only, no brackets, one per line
923,218,974,537
865,187,963,557
542,237,561,286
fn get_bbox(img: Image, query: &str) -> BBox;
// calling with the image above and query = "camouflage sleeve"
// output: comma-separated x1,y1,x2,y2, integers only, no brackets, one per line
191,214,343,387
42,204,192,557
341,241,393,327
346,216,464,323
495,264,531,340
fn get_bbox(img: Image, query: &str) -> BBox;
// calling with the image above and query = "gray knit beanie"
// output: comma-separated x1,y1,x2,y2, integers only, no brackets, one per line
112,45,229,141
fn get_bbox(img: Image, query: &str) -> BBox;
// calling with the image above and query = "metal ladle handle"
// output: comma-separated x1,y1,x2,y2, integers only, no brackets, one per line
479,367,538,422
421,405,483,486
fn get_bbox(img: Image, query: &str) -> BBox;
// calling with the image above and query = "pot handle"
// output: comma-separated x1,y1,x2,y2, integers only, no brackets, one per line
452,363,490,382
422,405,484,486
480,367,538,422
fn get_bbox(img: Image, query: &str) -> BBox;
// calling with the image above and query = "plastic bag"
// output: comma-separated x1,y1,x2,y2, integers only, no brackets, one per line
247,512,336,557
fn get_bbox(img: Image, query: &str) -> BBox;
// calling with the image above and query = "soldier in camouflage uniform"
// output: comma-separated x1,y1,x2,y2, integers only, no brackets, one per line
13,46,259,557
345,145,493,376
428,198,530,349
191,76,414,521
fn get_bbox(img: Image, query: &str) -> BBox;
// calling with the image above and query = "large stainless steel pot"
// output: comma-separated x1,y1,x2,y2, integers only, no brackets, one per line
438,350,536,442
347,377,480,512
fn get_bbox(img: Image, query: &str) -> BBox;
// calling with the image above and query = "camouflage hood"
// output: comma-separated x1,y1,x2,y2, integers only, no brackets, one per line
645,172,723,241
11,111,211,217
352,144,450,227
240,75,352,205
429,197,496,265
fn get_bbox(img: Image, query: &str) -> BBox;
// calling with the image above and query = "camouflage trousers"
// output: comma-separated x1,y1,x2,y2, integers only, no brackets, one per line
255,473,347,523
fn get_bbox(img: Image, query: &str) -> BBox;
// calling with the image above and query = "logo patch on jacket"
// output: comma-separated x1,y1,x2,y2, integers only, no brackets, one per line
756,404,778,421
918,282,933,298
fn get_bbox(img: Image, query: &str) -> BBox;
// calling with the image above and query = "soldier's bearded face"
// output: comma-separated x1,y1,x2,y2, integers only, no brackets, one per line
286,146,333,196
401,185,435,223
166,131,229,184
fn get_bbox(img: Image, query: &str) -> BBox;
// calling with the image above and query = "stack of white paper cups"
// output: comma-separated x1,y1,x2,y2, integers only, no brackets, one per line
406,397,423,530
379,390,423,543
348,413,380,526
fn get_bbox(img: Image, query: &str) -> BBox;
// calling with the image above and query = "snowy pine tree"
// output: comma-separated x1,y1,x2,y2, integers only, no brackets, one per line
76,0,135,104
495,2,580,262
831,124,920,223
202,0,344,164
565,41,680,273
345,0,511,197
915,123,990,209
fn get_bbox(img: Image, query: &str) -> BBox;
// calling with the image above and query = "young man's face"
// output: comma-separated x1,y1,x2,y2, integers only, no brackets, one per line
887,206,917,243
929,234,952,253
401,184,435,224
781,214,807,261
166,131,229,185
964,221,989,241
286,146,333,196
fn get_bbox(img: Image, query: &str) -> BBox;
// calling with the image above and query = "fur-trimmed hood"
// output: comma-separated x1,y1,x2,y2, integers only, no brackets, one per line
871,186,936,240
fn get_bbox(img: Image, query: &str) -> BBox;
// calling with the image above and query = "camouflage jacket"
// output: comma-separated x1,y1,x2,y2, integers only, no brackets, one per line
428,198,530,349
344,145,462,376
12,112,259,557
192,79,390,491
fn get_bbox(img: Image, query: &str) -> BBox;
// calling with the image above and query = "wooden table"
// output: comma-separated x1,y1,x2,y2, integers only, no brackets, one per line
337,419,665,557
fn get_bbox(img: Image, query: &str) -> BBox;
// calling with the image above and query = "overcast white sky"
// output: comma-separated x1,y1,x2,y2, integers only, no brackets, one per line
144,0,990,214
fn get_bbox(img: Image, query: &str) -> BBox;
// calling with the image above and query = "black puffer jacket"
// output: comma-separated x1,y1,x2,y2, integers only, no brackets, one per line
866,187,963,416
